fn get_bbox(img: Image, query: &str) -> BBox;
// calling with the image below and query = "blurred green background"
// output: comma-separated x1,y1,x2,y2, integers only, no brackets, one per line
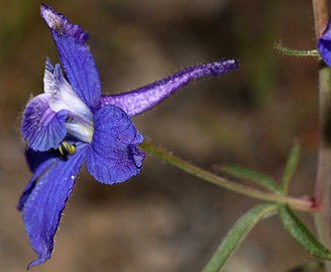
0,0,321,271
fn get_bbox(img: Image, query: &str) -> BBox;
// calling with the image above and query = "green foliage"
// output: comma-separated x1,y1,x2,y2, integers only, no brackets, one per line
278,205,331,260
145,138,320,270
222,143,301,195
281,143,300,194
222,165,281,193
202,203,278,272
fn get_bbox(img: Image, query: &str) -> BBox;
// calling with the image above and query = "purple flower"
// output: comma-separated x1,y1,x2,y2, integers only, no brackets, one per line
318,17,331,67
18,3,238,269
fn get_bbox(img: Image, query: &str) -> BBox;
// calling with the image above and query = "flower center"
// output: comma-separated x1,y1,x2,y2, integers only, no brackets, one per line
64,113,94,143
47,78,94,143
43,61,95,143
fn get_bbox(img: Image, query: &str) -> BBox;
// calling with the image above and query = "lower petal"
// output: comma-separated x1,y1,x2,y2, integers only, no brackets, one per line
17,149,58,211
22,145,87,269
86,105,145,184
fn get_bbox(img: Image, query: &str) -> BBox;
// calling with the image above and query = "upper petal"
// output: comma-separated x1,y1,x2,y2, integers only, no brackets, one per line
86,105,145,184
21,94,67,151
100,60,238,116
40,4,101,111
22,145,87,269
44,58,93,122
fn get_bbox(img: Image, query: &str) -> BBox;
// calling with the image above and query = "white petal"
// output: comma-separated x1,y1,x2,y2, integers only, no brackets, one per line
43,59,93,125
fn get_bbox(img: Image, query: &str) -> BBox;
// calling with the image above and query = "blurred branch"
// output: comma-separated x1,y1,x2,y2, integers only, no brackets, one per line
312,1,331,272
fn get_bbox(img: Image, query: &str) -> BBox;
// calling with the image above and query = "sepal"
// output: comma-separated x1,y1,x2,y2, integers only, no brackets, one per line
17,149,58,211
86,105,144,184
22,145,87,269
40,4,101,111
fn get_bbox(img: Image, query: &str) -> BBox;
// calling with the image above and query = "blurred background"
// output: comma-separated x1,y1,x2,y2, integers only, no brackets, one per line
0,0,321,271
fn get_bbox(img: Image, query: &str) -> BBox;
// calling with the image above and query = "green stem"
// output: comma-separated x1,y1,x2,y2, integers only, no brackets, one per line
312,1,331,271
140,140,315,212
314,64,331,272
274,42,319,57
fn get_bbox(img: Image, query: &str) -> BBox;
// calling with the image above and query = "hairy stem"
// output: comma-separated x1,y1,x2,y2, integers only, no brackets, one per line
274,42,319,57
140,140,315,212
312,1,331,271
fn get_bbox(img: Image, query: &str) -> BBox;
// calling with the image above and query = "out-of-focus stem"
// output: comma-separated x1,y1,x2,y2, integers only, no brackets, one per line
312,1,331,271
314,66,331,271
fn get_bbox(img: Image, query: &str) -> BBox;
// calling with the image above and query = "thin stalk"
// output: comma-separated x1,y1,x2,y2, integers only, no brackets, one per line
312,1,331,271
140,140,315,212
314,66,331,269
274,42,319,57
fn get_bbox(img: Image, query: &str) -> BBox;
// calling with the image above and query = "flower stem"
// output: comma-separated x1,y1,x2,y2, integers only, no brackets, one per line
140,140,316,212
274,41,319,57
312,1,331,271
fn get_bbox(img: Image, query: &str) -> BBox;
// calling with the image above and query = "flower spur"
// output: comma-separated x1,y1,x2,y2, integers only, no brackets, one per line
18,3,238,269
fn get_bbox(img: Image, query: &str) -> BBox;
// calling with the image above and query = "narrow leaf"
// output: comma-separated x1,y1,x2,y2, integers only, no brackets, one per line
278,205,331,260
202,203,277,272
281,143,300,193
221,165,281,193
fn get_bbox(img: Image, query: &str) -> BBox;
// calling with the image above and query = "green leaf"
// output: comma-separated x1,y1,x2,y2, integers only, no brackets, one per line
202,203,278,272
221,165,281,193
278,205,331,260
281,143,300,193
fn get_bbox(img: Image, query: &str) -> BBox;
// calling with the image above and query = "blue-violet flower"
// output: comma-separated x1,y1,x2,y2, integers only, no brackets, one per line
19,3,238,269
318,17,331,67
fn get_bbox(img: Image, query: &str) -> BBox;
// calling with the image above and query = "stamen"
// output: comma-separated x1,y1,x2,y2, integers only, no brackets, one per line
57,141,76,159
65,114,94,143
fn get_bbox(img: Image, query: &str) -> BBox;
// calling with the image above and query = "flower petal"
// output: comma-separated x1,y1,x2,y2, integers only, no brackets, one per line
100,60,238,116
21,94,67,151
17,149,58,211
86,105,144,184
40,4,101,110
318,17,331,68
22,145,87,269
44,58,93,122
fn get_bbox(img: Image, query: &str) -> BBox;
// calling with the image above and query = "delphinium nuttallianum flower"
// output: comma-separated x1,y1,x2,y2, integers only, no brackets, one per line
18,4,238,269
